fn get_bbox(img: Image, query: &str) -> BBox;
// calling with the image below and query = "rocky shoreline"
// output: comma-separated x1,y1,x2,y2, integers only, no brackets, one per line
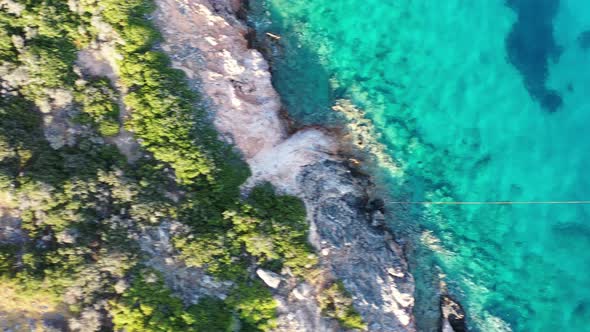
152,1,466,331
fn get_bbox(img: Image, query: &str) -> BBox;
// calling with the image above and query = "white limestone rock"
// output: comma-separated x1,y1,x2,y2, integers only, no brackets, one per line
256,269,282,289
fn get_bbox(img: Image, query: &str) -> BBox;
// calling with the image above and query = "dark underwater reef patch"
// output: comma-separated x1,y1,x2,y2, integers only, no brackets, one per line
578,30,590,50
505,0,563,112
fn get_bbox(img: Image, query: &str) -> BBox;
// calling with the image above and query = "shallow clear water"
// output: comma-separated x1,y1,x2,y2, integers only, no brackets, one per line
249,1,590,331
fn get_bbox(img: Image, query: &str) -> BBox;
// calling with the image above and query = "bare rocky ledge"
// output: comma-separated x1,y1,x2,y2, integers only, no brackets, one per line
152,0,416,331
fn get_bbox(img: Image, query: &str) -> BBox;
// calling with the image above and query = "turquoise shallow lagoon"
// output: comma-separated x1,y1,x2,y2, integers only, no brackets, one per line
249,0,590,330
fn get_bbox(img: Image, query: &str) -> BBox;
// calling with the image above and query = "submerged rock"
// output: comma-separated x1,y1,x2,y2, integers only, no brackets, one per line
440,295,467,332
578,30,590,51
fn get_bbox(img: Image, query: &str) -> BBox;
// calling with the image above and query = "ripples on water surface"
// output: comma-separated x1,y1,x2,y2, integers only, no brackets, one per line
249,0,590,330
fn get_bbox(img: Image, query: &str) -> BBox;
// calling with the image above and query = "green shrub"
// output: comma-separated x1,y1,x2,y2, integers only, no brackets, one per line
186,297,233,332
317,282,366,330
98,119,121,137
0,244,18,276
227,280,277,331
109,270,232,332
75,78,121,136
0,21,16,60
247,184,317,275
109,271,194,331
176,185,316,279
174,233,246,279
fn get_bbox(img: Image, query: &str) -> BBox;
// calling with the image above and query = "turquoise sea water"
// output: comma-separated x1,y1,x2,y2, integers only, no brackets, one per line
248,1,590,331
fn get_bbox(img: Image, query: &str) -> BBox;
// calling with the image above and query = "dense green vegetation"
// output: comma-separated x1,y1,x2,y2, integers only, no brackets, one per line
175,184,316,279
75,78,121,137
0,0,363,330
110,270,233,332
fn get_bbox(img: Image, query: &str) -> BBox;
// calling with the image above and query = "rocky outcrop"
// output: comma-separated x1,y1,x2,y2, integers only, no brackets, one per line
153,0,287,160
257,269,283,289
300,160,415,331
0,209,22,245
272,276,338,332
152,0,416,330
139,222,233,303
153,0,339,195
440,295,467,332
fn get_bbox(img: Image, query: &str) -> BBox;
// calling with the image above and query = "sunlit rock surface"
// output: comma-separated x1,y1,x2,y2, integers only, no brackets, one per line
153,0,416,330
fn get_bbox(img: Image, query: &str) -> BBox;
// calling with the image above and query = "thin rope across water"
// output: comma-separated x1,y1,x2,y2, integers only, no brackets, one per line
387,201,590,205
